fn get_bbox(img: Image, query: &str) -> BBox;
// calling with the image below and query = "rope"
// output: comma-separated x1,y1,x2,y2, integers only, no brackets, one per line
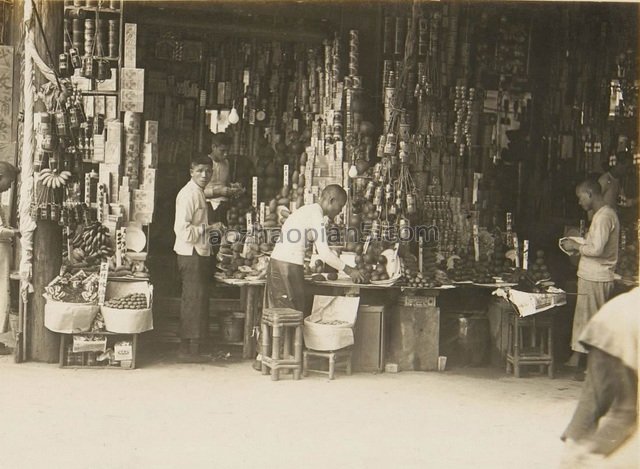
18,0,36,286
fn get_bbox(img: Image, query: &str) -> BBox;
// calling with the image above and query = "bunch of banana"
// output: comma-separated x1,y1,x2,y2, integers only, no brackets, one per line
70,222,114,264
39,169,72,189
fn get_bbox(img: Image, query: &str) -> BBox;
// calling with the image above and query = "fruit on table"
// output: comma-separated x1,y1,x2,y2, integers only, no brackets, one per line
527,249,551,282
104,293,147,309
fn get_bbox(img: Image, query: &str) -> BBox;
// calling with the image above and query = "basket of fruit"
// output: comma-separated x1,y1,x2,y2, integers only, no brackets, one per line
44,271,101,333
101,281,153,333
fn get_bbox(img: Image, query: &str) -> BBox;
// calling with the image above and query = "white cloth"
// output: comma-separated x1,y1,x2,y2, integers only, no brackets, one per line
492,287,567,317
271,203,345,272
571,278,615,353
173,180,210,257
579,287,639,371
578,206,619,282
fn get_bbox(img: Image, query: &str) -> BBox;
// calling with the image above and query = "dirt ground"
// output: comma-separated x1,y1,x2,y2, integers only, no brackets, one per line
0,348,583,469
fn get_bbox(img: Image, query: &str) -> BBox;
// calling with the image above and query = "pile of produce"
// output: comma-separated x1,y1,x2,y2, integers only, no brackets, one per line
355,248,391,282
527,249,551,282
421,244,440,283
107,255,149,279
306,241,397,284
401,268,450,288
45,271,99,303
104,293,148,310
69,222,113,266
226,194,251,232
447,251,517,284
216,233,271,280
263,186,293,228
348,198,378,229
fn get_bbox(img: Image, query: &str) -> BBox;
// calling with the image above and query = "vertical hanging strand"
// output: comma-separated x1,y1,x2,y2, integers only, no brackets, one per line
20,0,37,286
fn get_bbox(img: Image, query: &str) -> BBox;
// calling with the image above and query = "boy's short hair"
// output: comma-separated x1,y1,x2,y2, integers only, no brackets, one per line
190,156,213,168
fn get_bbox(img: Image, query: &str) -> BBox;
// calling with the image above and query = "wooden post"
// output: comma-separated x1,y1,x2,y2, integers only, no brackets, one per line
30,222,61,362
27,0,64,362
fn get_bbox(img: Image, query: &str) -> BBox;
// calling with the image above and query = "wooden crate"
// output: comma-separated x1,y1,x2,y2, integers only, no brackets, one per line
352,305,385,373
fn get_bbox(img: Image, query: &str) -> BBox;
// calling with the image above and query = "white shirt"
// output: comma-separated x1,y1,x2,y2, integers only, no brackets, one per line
173,180,210,256
578,205,619,282
271,203,345,271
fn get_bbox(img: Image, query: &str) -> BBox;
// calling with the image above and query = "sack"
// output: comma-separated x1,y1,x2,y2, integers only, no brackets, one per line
44,301,99,333
102,306,153,333
101,280,154,333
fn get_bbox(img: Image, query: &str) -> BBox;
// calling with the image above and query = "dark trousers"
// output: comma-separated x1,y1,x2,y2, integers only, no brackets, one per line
264,259,306,311
177,252,211,340
562,348,638,455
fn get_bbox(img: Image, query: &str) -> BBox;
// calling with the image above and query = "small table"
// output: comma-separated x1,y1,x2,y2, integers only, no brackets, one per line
505,312,554,378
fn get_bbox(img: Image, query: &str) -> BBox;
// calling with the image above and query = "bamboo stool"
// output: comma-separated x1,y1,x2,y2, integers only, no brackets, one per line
261,308,304,381
506,313,554,378
303,348,352,380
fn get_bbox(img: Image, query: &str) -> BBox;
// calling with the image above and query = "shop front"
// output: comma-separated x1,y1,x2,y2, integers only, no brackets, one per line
3,0,637,374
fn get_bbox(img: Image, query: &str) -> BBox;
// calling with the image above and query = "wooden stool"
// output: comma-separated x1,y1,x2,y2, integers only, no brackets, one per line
303,348,353,380
506,313,554,378
261,308,304,381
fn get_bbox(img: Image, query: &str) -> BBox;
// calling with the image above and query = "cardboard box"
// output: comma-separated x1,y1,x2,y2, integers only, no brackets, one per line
132,189,154,214
73,335,108,353
98,163,120,203
121,68,145,113
92,132,105,163
142,168,156,190
105,97,118,120
141,142,158,169
114,341,133,361
144,120,158,144
105,121,123,165
118,185,131,221
123,23,137,68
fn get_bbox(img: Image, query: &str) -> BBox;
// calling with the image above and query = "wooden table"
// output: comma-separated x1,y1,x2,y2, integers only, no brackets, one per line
217,276,456,361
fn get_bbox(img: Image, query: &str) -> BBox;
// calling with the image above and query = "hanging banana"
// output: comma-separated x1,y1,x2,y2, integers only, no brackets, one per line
38,169,72,189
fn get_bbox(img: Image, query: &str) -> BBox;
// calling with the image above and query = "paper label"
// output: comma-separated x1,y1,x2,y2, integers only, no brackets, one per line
252,177,258,208
473,224,480,262
114,342,133,361
418,236,424,273
246,212,253,233
259,202,266,226
513,235,520,268
523,240,529,271
98,262,109,306
363,236,371,254
283,165,289,186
